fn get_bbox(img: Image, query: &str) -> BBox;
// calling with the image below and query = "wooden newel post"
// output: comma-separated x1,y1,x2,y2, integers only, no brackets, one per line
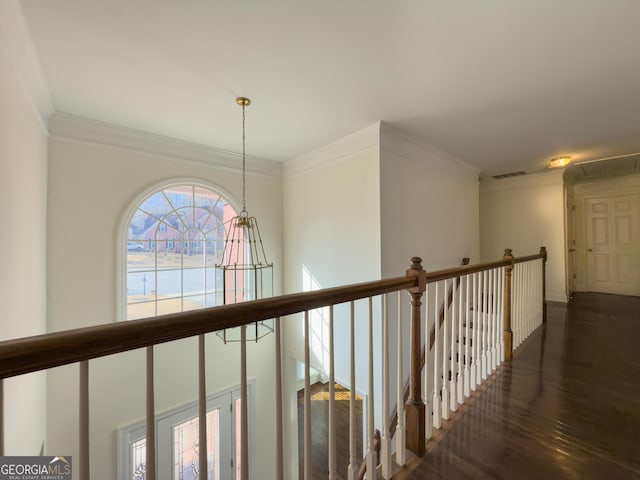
540,246,547,324
503,249,514,361
405,256,427,456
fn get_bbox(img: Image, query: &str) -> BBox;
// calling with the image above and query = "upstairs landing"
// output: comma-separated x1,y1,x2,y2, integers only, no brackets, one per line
395,293,640,479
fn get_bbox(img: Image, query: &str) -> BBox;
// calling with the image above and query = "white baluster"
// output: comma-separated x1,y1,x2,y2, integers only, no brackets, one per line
514,264,520,347
477,270,483,382
80,360,90,480
397,291,407,464
348,302,357,480
304,313,312,480
463,275,471,398
482,270,488,381
424,285,432,441
0,379,3,456
457,275,464,403
511,264,517,348
487,269,494,374
198,335,207,480
328,307,336,480
523,262,528,339
533,261,536,332
367,297,376,480
450,278,457,413
491,268,498,371
432,281,441,429
523,263,527,341
528,263,532,335
532,261,536,329
520,263,525,344
471,273,478,391
514,263,523,349
442,279,450,421
498,267,504,365
241,326,249,480
381,295,391,479
512,264,517,348
146,347,156,480
536,261,540,327
518,263,527,345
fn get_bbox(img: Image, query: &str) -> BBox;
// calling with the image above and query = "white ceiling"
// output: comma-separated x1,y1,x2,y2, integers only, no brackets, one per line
17,0,640,177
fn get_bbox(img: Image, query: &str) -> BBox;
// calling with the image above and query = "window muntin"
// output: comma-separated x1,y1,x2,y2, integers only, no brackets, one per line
126,184,235,320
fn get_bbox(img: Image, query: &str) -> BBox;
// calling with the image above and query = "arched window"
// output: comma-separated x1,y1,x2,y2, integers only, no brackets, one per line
125,182,237,320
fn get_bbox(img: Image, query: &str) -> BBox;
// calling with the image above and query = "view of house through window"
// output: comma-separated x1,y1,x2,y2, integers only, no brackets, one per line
126,183,237,320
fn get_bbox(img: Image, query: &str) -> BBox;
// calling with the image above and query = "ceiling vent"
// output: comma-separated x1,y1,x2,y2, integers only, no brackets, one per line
492,171,527,179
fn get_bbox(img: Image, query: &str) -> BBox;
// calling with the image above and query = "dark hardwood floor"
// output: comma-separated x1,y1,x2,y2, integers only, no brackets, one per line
297,382,363,479
395,293,640,479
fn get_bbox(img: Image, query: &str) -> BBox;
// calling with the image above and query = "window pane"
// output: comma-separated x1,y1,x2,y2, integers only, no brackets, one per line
156,298,182,316
157,269,182,298
194,187,221,210
173,409,220,480
132,438,146,480
127,301,156,320
127,271,156,299
140,191,172,217
183,295,206,311
184,268,205,296
235,398,241,480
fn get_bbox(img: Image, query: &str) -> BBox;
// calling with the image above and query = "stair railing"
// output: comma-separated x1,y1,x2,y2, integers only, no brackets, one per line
0,249,547,480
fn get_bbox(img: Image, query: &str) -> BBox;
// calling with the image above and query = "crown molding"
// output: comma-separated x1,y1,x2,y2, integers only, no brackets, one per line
0,0,53,129
379,121,481,180
283,122,381,177
479,169,564,193
48,112,282,177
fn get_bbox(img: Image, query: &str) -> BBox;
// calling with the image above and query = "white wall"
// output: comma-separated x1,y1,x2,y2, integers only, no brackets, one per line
0,39,48,454
282,125,381,479
283,140,381,369
47,136,283,479
379,123,480,276
480,170,567,302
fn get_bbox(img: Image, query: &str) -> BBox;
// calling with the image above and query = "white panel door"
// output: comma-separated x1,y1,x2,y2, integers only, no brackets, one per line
586,194,640,296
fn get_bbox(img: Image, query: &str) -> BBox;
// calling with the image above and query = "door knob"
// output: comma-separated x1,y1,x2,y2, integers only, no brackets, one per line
588,248,593,252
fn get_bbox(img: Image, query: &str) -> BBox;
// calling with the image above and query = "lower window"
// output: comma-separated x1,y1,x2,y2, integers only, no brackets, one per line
119,385,250,480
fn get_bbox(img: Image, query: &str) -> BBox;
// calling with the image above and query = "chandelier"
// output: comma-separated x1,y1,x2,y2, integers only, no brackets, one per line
216,97,274,343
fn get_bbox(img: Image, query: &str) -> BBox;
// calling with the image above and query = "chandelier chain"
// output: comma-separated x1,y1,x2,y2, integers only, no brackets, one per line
241,103,247,215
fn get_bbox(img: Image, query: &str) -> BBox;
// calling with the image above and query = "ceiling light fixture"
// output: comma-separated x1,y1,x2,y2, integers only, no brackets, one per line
549,156,572,168
216,97,274,343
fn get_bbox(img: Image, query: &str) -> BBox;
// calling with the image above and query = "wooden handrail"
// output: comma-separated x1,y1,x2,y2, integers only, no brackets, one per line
0,253,543,381
425,258,510,283
513,252,544,264
0,276,416,380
